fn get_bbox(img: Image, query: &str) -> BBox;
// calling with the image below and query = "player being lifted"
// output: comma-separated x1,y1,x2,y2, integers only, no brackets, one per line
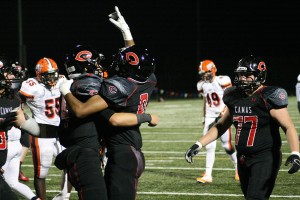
195,60,238,183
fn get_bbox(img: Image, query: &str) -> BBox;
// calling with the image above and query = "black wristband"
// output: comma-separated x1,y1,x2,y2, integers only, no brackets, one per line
136,113,152,124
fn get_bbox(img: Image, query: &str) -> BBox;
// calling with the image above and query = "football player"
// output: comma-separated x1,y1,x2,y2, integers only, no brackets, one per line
185,55,300,199
195,60,238,183
56,42,157,200
58,6,158,200
0,57,40,200
19,58,70,200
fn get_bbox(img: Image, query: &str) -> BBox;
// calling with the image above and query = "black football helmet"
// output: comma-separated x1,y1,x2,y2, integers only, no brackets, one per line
109,45,156,81
234,55,267,93
0,56,26,96
64,45,105,79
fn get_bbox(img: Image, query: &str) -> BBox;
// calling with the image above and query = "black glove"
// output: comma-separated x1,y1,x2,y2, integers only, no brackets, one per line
185,142,202,163
285,154,300,174
0,111,17,129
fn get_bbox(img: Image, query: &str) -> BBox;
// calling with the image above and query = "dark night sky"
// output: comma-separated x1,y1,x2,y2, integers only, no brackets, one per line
1,0,300,94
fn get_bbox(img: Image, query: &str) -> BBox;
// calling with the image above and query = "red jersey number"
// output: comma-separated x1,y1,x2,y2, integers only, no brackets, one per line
206,92,220,107
0,132,7,150
45,97,60,119
137,93,149,114
233,115,258,146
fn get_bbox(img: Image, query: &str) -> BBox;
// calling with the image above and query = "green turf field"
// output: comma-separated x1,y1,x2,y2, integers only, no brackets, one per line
18,97,300,199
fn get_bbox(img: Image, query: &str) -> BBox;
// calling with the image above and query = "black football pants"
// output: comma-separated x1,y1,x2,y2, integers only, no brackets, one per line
67,147,107,200
237,150,282,200
105,145,145,200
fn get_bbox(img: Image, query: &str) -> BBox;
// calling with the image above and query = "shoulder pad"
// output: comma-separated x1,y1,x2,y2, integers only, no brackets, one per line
19,78,39,97
216,76,232,87
197,81,204,92
147,73,157,83
223,86,237,104
100,76,136,105
71,74,103,96
263,86,288,108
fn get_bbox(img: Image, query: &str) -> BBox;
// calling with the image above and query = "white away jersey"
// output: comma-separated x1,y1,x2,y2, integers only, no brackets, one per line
197,75,232,117
19,75,66,126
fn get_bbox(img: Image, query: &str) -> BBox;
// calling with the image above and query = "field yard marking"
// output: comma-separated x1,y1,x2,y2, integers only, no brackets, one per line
41,190,300,198
137,192,300,198
144,166,291,172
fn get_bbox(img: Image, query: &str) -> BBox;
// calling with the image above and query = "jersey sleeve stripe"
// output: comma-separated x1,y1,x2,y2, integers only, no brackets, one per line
19,90,34,98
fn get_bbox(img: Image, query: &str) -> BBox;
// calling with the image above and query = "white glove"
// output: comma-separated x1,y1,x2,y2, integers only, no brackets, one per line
59,79,73,96
108,6,133,40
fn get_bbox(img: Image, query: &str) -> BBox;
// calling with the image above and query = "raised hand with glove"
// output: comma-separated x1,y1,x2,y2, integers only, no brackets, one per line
109,6,134,45
285,152,300,174
185,141,203,163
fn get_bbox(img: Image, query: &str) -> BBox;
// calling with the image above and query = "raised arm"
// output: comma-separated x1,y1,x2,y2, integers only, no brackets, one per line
108,6,135,47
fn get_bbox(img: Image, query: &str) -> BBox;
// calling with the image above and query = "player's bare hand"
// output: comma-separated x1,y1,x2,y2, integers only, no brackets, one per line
148,114,159,127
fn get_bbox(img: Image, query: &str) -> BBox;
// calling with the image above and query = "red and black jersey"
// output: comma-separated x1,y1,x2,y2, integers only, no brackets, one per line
223,86,288,155
58,74,102,149
99,73,157,149
0,92,22,167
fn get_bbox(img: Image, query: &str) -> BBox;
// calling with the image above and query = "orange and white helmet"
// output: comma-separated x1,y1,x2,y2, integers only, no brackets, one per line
35,57,59,87
198,60,217,75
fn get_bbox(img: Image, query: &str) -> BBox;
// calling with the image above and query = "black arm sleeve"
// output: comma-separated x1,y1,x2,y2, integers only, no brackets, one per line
98,108,116,122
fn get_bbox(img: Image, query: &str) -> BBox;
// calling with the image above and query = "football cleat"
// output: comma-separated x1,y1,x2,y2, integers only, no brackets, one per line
19,171,29,182
196,174,213,183
52,192,69,200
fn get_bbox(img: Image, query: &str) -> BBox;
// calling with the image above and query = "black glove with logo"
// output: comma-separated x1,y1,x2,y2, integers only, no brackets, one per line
285,154,300,174
185,142,202,163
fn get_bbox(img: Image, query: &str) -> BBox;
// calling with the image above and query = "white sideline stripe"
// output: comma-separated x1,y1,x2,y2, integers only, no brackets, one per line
38,190,300,198
143,140,289,144
142,132,199,134
144,166,291,172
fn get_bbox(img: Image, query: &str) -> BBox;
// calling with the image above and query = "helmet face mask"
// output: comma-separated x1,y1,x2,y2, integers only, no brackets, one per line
65,45,105,79
234,55,267,94
35,57,59,87
109,45,156,81
0,59,26,96
198,60,216,83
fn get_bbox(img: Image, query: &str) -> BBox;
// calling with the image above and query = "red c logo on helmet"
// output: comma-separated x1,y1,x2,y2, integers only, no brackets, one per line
75,51,92,62
257,61,266,71
126,52,139,65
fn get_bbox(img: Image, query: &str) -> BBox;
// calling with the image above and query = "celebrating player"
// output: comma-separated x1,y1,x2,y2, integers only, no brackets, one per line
58,6,158,200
